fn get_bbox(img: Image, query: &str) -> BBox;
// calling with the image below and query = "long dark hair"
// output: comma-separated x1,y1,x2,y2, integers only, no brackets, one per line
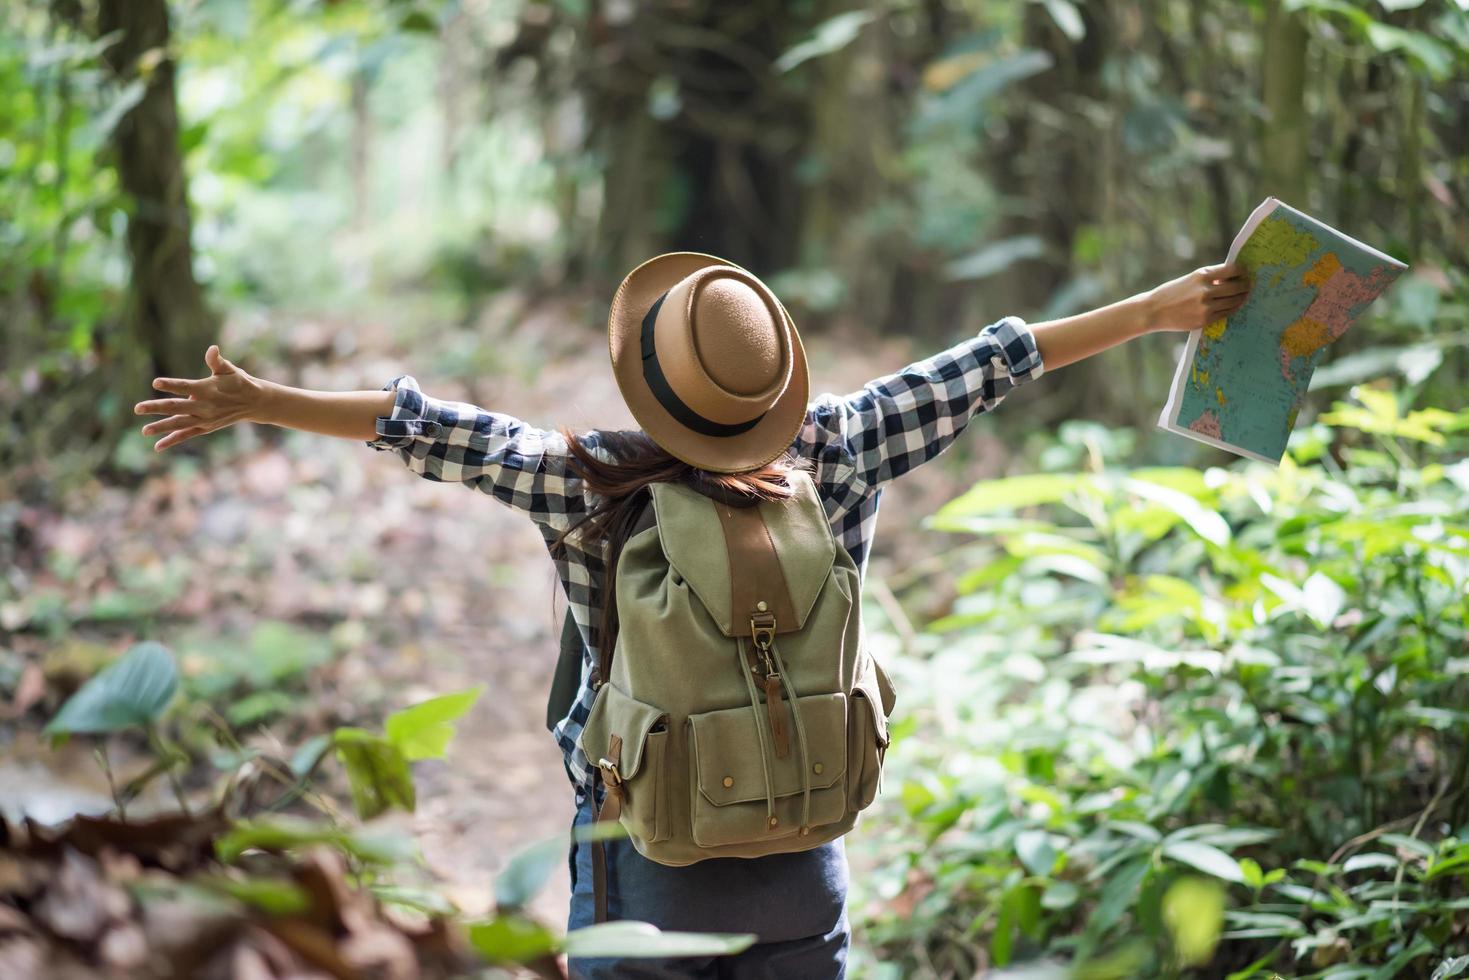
551,428,813,668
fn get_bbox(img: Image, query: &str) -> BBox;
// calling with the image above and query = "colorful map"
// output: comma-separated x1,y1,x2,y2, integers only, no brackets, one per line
1158,199,1406,463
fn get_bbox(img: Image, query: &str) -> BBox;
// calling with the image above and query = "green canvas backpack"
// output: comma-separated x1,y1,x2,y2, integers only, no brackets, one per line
577,469,896,916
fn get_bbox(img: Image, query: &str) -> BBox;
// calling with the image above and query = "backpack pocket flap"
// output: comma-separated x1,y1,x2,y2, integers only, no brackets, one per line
579,683,666,781
853,685,890,748
690,693,848,806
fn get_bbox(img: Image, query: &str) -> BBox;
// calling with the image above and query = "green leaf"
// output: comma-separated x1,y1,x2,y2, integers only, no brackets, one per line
494,836,564,910
1015,829,1060,876
290,734,333,777
1161,840,1244,883
468,916,559,963
45,641,177,735
1041,0,1087,41
1379,832,1435,859
216,817,417,865
372,885,456,916
1122,477,1230,546
1433,955,1469,980
384,686,484,761
1301,572,1347,627
936,474,1088,522
1342,852,1399,874
1162,877,1224,967
563,921,757,958
198,875,310,915
1043,880,1080,910
332,728,416,820
774,11,877,73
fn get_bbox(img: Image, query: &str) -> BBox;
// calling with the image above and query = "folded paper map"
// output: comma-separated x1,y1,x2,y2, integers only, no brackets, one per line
1158,198,1407,464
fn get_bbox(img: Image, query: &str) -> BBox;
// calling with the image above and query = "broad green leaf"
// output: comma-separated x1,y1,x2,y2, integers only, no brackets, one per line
1342,853,1399,874
1301,572,1347,627
1161,840,1244,883
774,11,876,73
332,728,416,820
494,836,564,910
1433,955,1469,980
1042,0,1086,41
468,916,559,963
247,621,334,687
372,885,457,916
1122,478,1230,546
216,817,416,865
290,733,333,777
198,875,310,915
1162,877,1224,966
1086,857,1149,936
563,921,756,958
45,641,177,735
1239,857,1264,890
936,474,1088,521
1379,832,1435,859
1015,829,1060,875
385,686,485,761
1042,880,1080,910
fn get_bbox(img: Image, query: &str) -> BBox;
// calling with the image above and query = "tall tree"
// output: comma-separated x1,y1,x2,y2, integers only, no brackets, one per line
1261,0,1309,207
98,0,216,380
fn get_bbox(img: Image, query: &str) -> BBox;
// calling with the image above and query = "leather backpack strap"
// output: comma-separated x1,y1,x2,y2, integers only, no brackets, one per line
712,499,798,634
591,734,624,923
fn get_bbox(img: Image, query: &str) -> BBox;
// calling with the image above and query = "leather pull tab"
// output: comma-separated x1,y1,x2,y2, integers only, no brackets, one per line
765,673,789,759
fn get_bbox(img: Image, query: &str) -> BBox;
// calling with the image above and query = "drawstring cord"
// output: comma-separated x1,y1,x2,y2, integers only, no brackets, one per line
736,635,779,828
768,639,813,831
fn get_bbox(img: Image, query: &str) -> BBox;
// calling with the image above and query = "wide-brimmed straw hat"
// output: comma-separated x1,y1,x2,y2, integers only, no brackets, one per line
608,252,809,474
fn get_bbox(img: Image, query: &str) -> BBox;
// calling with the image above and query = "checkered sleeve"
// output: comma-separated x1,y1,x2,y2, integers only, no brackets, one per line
365,375,592,531
791,315,1044,497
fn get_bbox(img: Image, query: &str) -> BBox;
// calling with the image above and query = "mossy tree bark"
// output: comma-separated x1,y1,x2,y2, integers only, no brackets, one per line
98,0,217,381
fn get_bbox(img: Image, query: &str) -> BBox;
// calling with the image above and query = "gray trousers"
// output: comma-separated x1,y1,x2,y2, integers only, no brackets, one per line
566,795,850,979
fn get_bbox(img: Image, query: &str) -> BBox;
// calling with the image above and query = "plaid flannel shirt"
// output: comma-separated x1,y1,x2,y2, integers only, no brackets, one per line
366,315,1045,799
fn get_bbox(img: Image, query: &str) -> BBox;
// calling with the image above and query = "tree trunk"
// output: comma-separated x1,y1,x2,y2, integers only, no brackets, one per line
98,0,216,381
1261,0,1309,208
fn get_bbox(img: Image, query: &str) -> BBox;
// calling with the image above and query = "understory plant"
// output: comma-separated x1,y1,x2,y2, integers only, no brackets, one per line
851,384,1469,979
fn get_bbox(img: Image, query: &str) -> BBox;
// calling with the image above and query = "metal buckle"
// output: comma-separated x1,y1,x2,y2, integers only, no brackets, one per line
750,611,777,649
597,758,622,787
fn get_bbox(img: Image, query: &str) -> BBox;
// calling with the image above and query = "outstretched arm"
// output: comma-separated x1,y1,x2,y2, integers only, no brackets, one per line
791,262,1250,497
135,347,595,531
1030,262,1250,370
134,346,393,449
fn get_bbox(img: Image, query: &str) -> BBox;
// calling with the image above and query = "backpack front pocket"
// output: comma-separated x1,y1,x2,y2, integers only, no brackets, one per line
686,692,848,848
578,683,671,844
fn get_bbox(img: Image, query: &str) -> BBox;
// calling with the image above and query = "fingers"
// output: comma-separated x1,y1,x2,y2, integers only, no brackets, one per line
141,414,205,437
1199,261,1245,281
134,397,197,417
152,377,202,397
1207,295,1248,317
1208,278,1251,299
205,344,238,375
153,426,208,452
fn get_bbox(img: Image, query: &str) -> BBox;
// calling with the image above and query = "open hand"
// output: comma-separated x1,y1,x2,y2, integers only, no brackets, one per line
134,345,264,452
1143,262,1251,333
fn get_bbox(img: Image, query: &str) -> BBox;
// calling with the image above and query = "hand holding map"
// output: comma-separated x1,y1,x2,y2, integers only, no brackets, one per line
1158,198,1407,463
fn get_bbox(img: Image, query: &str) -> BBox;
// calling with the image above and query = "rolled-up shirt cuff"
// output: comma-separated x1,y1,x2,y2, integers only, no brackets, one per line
988,314,1045,383
365,375,445,450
